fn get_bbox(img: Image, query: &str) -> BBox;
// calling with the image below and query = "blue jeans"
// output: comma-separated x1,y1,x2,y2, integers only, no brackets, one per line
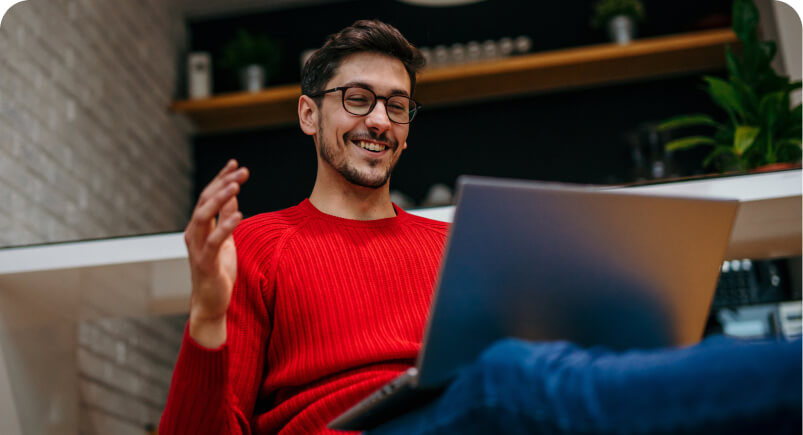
368,336,801,435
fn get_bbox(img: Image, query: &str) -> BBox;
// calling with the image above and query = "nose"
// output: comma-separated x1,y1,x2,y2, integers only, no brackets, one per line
364,100,392,134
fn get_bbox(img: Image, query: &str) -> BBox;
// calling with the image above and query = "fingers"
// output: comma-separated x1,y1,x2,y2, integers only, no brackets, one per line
199,159,238,205
197,165,250,210
187,181,239,248
212,159,244,187
196,182,240,223
186,161,249,249
217,159,237,177
205,211,243,254
219,194,239,222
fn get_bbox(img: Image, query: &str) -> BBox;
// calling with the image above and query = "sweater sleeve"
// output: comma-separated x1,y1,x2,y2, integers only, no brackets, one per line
159,216,282,434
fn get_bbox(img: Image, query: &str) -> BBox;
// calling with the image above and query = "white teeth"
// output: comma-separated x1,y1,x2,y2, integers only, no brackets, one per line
357,141,386,152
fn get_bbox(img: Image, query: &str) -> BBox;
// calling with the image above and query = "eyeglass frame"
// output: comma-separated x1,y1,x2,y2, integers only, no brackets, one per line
307,86,421,124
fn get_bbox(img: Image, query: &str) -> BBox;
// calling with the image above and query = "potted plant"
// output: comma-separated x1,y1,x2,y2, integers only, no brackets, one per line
658,0,802,172
591,0,645,44
220,30,281,93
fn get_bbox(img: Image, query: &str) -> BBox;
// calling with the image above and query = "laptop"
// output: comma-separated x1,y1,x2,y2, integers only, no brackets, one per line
329,176,739,431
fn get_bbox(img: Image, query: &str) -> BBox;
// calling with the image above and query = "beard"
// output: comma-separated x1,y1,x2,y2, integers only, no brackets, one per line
318,120,401,189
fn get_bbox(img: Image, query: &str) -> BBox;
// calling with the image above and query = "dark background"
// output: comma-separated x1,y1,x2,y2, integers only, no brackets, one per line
187,0,732,216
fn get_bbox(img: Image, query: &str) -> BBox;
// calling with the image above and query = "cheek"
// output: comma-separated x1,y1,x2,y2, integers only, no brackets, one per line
395,127,409,148
334,114,363,140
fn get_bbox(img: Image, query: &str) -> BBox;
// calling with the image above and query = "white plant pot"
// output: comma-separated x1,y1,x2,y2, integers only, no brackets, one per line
240,64,266,92
608,15,636,45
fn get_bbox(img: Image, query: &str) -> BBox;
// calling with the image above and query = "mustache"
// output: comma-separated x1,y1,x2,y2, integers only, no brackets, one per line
345,131,398,149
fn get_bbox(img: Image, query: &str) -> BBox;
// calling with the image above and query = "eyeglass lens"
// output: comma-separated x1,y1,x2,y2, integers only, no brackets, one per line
342,88,415,123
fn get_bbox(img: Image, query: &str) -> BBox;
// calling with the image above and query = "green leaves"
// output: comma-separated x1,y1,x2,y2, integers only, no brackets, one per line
733,126,760,155
590,0,645,28
732,0,759,42
789,104,802,136
658,0,801,172
777,138,802,163
657,114,721,130
704,146,738,168
730,77,759,119
665,136,716,151
725,46,741,80
778,138,802,150
221,30,281,74
759,91,784,135
703,76,744,122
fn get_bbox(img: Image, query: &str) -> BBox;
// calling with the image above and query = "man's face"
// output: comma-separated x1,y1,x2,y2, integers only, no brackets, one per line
315,52,411,189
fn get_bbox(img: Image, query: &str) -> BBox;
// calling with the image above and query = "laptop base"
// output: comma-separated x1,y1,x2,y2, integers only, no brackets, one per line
328,370,443,431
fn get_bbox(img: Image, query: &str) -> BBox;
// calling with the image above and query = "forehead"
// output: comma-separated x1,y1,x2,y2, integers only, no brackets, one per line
326,52,411,95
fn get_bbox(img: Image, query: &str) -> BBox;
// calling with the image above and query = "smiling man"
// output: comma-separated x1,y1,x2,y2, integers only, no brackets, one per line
159,20,449,435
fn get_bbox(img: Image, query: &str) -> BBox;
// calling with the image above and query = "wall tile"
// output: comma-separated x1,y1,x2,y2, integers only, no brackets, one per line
0,0,191,431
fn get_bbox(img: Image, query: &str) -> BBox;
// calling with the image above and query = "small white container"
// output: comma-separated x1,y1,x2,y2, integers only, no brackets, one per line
187,52,212,99
241,64,265,93
433,45,450,66
465,41,482,62
449,43,467,64
514,35,532,54
498,37,514,57
481,39,498,60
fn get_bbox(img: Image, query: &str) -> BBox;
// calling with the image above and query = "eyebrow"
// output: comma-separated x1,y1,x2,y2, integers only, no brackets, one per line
342,81,410,98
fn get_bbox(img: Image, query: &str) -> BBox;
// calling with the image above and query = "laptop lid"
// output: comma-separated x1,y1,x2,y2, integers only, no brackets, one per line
414,176,739,388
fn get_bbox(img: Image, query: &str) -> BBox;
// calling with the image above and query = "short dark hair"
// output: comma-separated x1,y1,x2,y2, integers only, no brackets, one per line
301,20,425,98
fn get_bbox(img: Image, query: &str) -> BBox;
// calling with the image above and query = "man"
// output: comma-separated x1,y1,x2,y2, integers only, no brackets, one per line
161,20,800,435
161,20,449,434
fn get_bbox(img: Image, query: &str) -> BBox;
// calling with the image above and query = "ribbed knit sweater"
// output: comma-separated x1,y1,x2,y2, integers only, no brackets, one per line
160,199,449,434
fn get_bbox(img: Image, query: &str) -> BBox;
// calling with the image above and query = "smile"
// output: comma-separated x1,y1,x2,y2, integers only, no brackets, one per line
355,140,389,153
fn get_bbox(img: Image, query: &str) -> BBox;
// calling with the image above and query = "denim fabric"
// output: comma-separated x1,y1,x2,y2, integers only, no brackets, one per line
368,336,801,435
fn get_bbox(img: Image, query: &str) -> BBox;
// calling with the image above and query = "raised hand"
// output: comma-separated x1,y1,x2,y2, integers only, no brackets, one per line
184,159,249,348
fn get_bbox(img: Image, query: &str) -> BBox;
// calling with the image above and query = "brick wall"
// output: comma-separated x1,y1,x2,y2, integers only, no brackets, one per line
0,0,192,433
0,0,192,247
77,315,185,434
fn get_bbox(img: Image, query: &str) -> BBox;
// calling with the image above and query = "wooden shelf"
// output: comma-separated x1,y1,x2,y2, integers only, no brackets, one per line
171,28,738,133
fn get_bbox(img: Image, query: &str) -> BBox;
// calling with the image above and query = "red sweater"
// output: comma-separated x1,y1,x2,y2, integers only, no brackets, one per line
160,199,449,434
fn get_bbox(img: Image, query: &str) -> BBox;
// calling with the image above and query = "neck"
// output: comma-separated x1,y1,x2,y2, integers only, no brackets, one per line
309,165,396,221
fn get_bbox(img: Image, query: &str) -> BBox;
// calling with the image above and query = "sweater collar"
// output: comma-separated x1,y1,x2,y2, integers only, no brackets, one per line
299,198,410,227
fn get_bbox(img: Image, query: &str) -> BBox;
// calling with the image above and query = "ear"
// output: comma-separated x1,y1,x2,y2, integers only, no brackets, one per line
298,95,318,136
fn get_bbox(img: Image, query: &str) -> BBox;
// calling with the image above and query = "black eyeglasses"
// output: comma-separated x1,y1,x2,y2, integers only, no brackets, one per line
308,86,420,124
